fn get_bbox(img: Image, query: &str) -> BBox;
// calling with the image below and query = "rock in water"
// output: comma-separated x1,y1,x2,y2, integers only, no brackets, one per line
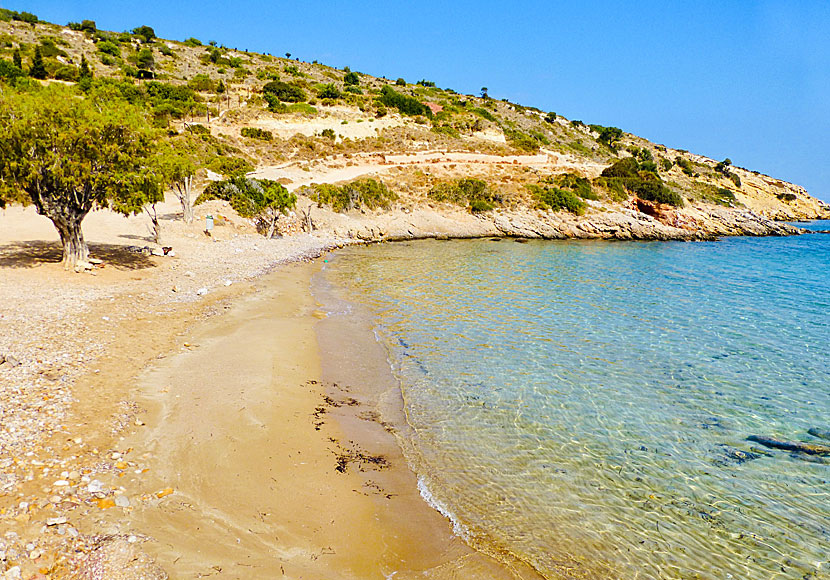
747,435,830,456
807,428,830,441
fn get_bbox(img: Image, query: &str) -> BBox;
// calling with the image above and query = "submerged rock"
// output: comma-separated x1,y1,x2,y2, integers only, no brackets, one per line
747,435,830,456
713,444,762,465
807,428,830,441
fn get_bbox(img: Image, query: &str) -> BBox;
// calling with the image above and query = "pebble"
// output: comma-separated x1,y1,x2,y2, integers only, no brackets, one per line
46,517,67,526
87,480,104,493
3,566,21,580
115,495,131,508
196,287,208,296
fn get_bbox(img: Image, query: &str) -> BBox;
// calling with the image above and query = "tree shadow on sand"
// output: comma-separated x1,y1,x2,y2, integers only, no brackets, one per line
0,240,156,270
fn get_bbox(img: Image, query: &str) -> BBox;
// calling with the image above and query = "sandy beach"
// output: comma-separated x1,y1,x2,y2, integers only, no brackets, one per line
0,198,543,578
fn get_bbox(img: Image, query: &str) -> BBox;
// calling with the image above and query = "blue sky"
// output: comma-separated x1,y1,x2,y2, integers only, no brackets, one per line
7,0,830,201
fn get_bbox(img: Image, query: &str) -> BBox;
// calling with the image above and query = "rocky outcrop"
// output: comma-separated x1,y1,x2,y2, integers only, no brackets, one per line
290,195,814,244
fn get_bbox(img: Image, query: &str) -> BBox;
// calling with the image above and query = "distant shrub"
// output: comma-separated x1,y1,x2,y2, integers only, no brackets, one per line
186,123,210,135
526,184,586,215
659,158,673,172
626,178,683,206
0,59,25,81
97,40,121,57
159,44,174,57
471,107,496,122
379,85,431,117
544,112,557,123
196,177,296,236
599,158,683,206
262,80,306,103
729,173,741,187
288,102,317,115
639,160,657,173
320,128,336,140
345,85,362,94
601,158,641,179
241,127,273,141
395,77,406,86
431,125,460,138
183,37,202,47
343,71,359,86
208,155,254,178
417,79,436,87
69,20,96,33
590,124,623,148
428,178,500,212
777,192,797,202
303,178,396,212
675,156,696,177
283,64,304,77
316,83,341,99
13,11,38,25
551,173,597,200
187,74,215,92
132,25,156,43
504,128,543,153
571,120,585,128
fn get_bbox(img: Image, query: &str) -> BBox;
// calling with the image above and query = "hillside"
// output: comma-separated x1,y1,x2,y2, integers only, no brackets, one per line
1,11,828,245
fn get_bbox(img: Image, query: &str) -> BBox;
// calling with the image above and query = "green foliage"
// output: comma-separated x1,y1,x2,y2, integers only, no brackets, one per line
29,46,47,79
262,80,306,103
471,107,496,122
590,124,623,148
13,11,39,25
185,123,209,134
12,49,22,69
343,71,359,86
283,64,304,77
97,40,121,58
729,173,741,187
241,127,273,141
675,156,696,176
599,157,683,206
320,128,336,140
345,85,362,94
551,173,597,200
183,37,202,47
159,44,174,57
379,85,431,116
316,83,341,99
700,186,737,206
197,177,295,216
777,192,797,202
544,112,557,124
504,127,543,153
303,178,396,212
287,102,317,115
132,25,156,43
0,59,25,82
188,73,216,92
417,79,436,87
208,156,254,178
526,184,586,215
0,83,163,263
659,157,673,172
38,38,68,59
395,77,406,86
428,178,500,212
134,48,154,71
431,125,460,138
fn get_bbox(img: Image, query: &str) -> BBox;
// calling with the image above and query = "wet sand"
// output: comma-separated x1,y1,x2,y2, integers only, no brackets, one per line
104,261,540,579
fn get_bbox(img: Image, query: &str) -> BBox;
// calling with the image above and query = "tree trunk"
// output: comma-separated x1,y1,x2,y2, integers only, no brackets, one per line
176,176,195,223
51,211,89,270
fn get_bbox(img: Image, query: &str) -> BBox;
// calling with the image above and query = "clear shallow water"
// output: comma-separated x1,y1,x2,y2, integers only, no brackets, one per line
323,226,830,579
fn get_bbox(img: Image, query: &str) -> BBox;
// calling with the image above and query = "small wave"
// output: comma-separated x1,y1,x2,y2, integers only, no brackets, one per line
417,476,470,540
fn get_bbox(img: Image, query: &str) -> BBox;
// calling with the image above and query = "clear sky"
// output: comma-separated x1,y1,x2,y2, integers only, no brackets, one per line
7,0,830,201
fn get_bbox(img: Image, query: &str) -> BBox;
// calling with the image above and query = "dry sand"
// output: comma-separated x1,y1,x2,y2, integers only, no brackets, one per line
0,196,541,578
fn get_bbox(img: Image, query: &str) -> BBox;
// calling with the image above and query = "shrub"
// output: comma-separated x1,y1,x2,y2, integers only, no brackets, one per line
659,158,673,172
159,44,174,57
471,107,496,122
343,71,359,86
544,112,557,123
428,178,500,212
262,80,306,102
730,173,741,187
526,185,586,215
395,77,406,86
598,158,683,206
283,65,304,77
316,83,341,99
777,193,796,202
208,155,254,178
196,177,296,237
302,178,396,212
601,157,640,178
675,156,696,176
378,85,431,116
320,128,336,140
186,124,210,135
431,125,460,138
188,73,215,92
0,59,25,81
97,40,120,57
241,127,273,141
288,102,317,115
345,85,362,94
132,25,156,43
183,37,202,47
417,79,436,87
552,173,597,200
14,11,38,25
626,178,683,206
590,124,623,148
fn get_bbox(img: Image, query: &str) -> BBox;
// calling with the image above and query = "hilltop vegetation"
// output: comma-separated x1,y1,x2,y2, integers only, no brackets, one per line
0,9,826,267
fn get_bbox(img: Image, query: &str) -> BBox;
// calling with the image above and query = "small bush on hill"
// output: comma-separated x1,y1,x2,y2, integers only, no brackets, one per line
320,128,336,140
263,80,306,103
241,127,273,141
183,37,202,47
316,83,341,99
395,77,406,86
659,158,673,172
550,173,597,200
196,177,296,237
675,156,696,177
0,59,25,81
343,71,359,86
526,184,586,215
598,158,683,206
777,192,797,202
97,40,120,58
378,85,431,116
188,74,215,92
303,178,396,212
544,112,557,123
471,107,496,122
428,178,500,212
590,125,623,148
208,156,254,178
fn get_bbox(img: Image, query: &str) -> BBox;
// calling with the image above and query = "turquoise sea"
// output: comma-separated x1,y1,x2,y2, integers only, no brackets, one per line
321,223,830,579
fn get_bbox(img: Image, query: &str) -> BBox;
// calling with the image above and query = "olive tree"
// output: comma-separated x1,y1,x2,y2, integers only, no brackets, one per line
156,137,201,223
0,84,163,270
